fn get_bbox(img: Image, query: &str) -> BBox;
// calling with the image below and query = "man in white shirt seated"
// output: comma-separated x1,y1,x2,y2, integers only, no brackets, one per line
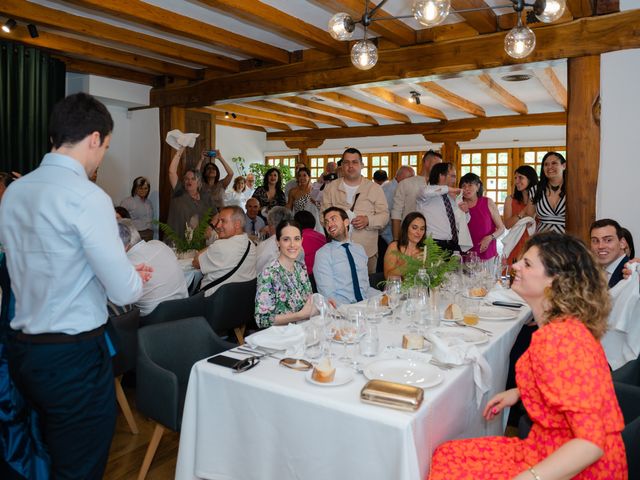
244,197,266,236
117,219,188,316
590,218,629,288
194,206,256,296
255,206,304,275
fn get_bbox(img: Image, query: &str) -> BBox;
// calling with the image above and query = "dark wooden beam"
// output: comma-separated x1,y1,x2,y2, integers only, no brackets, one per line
266,112,566,141
150,10,640,108
451,0,497,33
55,56,158,85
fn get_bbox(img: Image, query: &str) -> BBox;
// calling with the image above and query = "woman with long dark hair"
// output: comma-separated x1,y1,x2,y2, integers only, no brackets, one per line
502,165,538,264
252,168,286,214
120,176,154,241
383,212,426,279
532,152,566,233
198,149,234,211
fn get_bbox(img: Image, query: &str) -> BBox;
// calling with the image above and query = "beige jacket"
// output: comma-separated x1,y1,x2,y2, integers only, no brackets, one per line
321,177,389,257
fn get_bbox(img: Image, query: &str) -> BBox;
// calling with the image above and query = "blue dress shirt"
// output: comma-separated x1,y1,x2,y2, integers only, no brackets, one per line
313,240,376,305
0,153,143,334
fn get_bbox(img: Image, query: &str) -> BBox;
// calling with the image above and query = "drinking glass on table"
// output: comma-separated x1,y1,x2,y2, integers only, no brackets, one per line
305,324,322,360
360,323,379,357
384,277,402,324
321,311,338,358
407,286,428,332
367,296,384,324
462,297,480,326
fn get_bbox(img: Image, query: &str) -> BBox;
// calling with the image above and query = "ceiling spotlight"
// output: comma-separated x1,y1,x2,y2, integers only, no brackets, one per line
2,19,17,33
410,91,421,105
224,112,230,119
231,113,237,119
27,24,39,38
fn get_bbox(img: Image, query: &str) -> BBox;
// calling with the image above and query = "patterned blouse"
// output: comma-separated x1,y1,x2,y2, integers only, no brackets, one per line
252,186,286,212
255,258,312,328
533,185,566,233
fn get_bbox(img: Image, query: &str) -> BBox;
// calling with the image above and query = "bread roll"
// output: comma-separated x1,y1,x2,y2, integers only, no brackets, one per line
444,303,463,321
469,287,488,297
312,358,336,383
402,333,424,350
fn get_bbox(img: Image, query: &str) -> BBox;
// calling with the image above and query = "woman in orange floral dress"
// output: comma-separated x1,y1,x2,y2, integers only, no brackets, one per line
428,232,627,480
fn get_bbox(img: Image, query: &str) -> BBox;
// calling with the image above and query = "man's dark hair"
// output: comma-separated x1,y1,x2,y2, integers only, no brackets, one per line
323,206,348,221
341,148,362,162
49,93,114,149
115,206,130,219
294,210,316,230
373,170,388,182
428,162,452,186
422,149,442,163
590,218,623,239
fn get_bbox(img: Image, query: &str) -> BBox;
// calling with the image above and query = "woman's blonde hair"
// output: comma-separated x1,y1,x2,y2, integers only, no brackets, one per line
525,232,610,339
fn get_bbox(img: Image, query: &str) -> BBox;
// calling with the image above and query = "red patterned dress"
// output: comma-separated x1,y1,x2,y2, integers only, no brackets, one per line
428,317,627,479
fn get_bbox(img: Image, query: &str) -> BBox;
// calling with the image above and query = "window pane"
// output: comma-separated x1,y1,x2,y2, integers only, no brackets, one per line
472,166,482,175
498,179,508,189
498,191,508,203
486,166,497,177
487,153,497,164
498,153,508,164
471,153,481,164
461,153,471,164
462,166,472,175
381,156,389,166
487,178,497,189
498,166,508,176
487,191,497,202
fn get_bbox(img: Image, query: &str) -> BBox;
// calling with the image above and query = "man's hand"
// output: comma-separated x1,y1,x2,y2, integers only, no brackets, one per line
448,186,461,196
623,258,640,279
135,263,153,283
351,215,369,230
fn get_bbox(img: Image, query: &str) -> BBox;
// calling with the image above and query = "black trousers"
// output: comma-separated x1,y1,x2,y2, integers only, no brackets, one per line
8,333,116,480
434,239,461,254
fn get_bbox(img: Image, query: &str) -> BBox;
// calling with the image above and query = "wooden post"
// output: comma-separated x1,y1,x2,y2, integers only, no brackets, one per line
423,130,480,166
284,139,325,167
159,106,185,223
566,55,600,242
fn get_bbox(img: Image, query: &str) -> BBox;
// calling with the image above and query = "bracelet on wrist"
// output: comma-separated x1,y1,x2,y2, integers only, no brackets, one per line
528,467,542,480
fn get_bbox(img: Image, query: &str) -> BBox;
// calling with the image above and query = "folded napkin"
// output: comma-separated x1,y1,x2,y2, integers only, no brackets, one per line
247,324,306,355
484,285,526,305
500,216,536,258
165,129,200,150
382,346,433,364
425,331,492,408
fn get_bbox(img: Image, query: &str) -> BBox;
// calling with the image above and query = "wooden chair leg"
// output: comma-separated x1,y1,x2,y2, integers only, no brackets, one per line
234,325,246,345
137,423,165,480
114,376,139,434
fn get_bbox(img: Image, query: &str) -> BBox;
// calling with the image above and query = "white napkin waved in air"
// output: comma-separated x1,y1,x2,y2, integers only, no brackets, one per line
165,129,200,150
425,331,492,408
500,216,536,258
246,324,306,355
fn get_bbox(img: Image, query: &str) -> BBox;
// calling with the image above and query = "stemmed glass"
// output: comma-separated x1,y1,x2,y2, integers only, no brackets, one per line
321,311,338,358
384,277,402,324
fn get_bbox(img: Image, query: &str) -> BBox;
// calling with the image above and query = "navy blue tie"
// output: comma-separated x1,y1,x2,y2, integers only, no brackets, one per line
342,243,364,302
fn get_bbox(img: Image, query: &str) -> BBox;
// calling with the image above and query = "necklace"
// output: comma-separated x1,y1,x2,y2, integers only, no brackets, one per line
548,184,561,193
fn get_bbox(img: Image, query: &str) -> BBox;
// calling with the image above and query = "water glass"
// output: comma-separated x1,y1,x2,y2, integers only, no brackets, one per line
305,324,323,360
367,296,384,324
359,324,379,357
462,298,480,326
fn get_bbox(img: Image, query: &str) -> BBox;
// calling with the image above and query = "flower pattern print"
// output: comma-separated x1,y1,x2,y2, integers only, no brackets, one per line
428,317,627,480
255,259,312,328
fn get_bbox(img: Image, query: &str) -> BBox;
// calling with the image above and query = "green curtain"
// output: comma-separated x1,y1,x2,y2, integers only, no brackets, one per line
0,40,66,174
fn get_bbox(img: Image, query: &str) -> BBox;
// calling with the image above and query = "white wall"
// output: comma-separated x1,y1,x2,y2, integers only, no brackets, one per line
597,47,640,247
215,124,267,177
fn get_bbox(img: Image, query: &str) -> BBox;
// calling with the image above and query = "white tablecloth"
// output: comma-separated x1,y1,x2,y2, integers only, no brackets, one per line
176,299,531,480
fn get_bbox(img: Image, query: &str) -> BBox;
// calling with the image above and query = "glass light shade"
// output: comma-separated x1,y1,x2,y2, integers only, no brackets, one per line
328,12,355,41
351,40,378,70
412,0,451,27
534,0,566,23
504,24,536,59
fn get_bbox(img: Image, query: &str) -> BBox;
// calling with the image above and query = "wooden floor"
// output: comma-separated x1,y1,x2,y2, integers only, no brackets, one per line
104,387,179,480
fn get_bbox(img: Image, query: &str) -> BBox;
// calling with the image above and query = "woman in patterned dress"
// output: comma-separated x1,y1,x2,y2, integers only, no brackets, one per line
252,168,286,214
428,232,627,480
254,219,315,328
532,152,566,233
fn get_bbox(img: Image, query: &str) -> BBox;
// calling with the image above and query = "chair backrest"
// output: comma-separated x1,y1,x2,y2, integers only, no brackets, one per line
612,353,640,386
136,316,234,430
108,307,140,377
139,291,205,327
623,416,640,479
369,272,385,291
204,278,257,334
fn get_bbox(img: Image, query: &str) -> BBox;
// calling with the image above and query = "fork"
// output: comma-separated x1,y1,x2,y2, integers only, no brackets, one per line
235,346,282,360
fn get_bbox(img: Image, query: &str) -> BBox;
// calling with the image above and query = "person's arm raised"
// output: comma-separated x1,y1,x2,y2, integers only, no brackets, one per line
169,147,186,190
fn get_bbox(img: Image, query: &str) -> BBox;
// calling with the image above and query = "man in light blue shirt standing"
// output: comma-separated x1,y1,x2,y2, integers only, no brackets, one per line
0,93,152,479
314,207,379,306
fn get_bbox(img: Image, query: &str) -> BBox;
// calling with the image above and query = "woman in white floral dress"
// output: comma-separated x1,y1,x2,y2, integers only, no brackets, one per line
255,220,315,328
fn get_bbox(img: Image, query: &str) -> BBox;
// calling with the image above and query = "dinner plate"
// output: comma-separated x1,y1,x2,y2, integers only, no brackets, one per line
305,367,354,387
462,292,486,300
430,326,489,345
478,306,517,321
363,359,443,388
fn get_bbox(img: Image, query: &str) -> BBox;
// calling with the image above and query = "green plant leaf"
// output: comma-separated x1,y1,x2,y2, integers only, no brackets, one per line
154,207,214,252
392,236,460,289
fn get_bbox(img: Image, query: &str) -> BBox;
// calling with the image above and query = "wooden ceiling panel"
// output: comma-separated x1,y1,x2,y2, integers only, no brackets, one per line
477,73,528,115
245,100,348,127
362,87,447,120
54,55,158,85
417,82,486,117
280,96,378,125
316,92,411,123
536,67,568,110
212,112,292,130
451,0,497,33
214,118,267,132
208,104,317,129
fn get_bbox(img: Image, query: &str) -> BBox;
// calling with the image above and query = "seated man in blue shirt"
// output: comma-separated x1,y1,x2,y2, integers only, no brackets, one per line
313,207,379,306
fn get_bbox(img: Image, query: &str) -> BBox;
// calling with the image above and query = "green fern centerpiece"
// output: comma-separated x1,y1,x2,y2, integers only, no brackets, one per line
395,236,460,289
155,208,213,253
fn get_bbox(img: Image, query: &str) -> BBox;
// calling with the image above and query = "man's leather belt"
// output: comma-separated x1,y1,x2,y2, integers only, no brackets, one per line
15,325,106,344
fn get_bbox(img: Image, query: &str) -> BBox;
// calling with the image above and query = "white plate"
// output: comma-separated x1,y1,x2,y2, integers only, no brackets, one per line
462,292,486,300
430,326,489,345
478,306,517,321
363,359,443,388
305,367,354,387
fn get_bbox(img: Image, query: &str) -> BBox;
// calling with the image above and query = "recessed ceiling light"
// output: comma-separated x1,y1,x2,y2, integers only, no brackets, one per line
309,96,325,102
501,73,532,82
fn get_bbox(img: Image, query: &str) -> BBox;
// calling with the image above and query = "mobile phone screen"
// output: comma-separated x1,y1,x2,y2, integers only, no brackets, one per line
207,355,241,369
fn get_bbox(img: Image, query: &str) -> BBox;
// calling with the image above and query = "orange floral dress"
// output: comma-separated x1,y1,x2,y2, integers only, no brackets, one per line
428,317,627,480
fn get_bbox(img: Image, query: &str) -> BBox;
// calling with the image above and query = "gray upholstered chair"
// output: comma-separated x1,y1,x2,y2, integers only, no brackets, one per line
139,291,205,327
203,278,258,344
135,316,234,480
612,353,640,386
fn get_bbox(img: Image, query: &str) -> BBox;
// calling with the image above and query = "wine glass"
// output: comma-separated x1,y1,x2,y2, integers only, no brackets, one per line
384,277,402,324
322,311,338,358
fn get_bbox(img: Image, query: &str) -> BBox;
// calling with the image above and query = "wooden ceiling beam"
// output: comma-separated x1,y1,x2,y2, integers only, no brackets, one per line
536,67,568,110
245,100,347,127
477,73,528,114
266,112,566,141
280,96,378,125
497,9,573,30
417,22,480,43
363,87,447,120
0,0,239,72
196,0,346,56
3,28,201,79
64,0,290,64
54,55,158,85
566,0,593,18
212,112,292,131
310,0,416,46
214,118,267,132
150,10,640,107
417,82,486,117
451,0,497,33
208,104,316,129
316,92,411,123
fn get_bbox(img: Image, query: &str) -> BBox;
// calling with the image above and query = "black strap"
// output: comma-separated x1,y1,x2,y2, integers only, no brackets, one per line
199,241,251,293
350,193,360,212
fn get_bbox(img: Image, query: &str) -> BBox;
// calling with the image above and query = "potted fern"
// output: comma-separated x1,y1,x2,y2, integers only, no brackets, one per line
155,208,214,257
395,236,460,290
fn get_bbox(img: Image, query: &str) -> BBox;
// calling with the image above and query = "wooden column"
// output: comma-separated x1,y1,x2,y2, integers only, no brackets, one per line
423,130,480,165
159,106,185,223
566,55,600,242
284,139,325,167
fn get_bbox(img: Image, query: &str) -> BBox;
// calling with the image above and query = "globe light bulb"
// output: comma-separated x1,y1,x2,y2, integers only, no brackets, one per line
328,12,355,41
351,40,378,70
504,24,536,59
412,0,451,27
534,0,566,23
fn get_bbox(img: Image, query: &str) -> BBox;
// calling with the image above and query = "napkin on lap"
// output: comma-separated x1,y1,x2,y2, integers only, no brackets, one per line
425,332,492,407
246,324,305,355
165,129,200,150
